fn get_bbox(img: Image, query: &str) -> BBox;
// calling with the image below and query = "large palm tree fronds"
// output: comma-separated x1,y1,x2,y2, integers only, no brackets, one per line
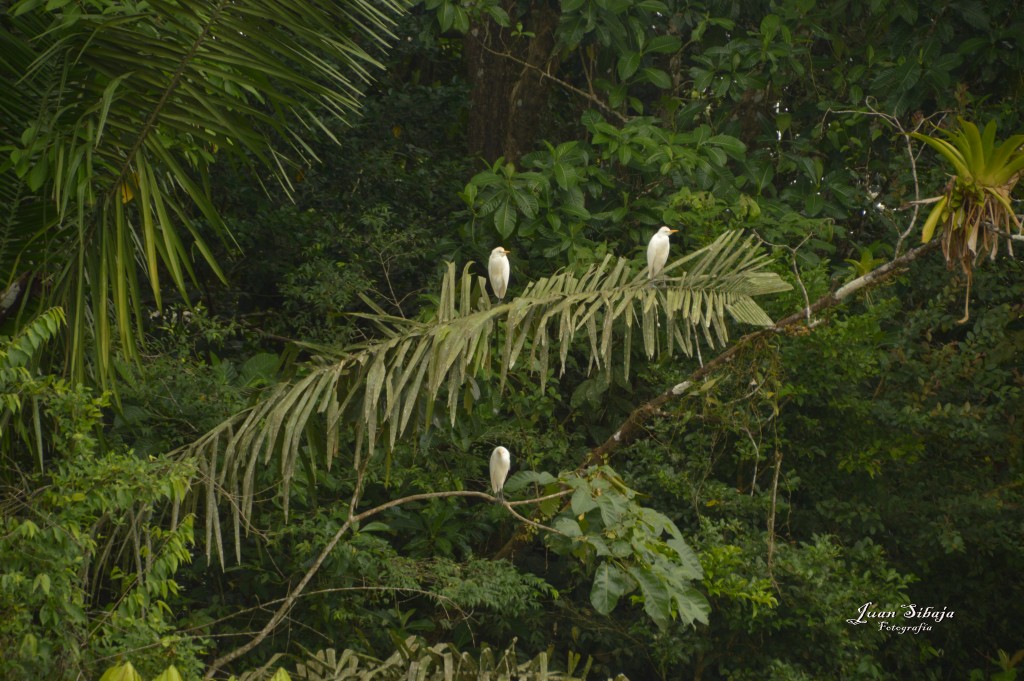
183,231,791,566
1,0,405,382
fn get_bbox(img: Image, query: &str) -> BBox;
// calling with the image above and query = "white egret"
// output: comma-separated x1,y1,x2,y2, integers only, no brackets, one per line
488,246,511,300
489,446,511,500
646,226,679,279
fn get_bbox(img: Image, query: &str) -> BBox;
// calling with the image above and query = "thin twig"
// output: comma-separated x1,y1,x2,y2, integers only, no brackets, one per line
475,41,629,124
756,232,813,326
820,102,946,256
741,426,761,497
766,449,783,587
501,499,564,535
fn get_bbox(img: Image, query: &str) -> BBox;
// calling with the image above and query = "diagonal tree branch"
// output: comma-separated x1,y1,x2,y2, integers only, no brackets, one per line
203,487,570,679
583,238,941,467
494,238,941,559
475,39,630,125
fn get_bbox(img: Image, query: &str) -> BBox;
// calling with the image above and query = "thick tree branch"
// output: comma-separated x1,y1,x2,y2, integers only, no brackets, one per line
583,238,940,467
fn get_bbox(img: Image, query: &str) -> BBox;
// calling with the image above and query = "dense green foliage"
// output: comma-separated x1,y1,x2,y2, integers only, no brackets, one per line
2,0,1023,679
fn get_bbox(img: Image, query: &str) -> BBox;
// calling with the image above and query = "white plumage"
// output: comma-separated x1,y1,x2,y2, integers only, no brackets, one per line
646,226,679,279
489,446,511,498
488,246,511,299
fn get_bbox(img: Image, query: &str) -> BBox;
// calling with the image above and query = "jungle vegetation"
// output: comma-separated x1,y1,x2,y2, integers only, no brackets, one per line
1,0,1022,679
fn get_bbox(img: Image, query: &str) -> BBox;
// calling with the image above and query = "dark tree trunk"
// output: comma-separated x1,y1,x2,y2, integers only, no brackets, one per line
463,1,561,164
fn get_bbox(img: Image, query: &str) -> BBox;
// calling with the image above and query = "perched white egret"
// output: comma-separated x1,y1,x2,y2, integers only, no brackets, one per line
489,446,511,500
646,226,679,279
488,246,511,300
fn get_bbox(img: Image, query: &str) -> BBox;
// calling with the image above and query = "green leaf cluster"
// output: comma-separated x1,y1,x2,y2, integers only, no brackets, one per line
545,467,709,631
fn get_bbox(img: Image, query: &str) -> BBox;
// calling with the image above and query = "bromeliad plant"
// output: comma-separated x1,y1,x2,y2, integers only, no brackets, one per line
911,119,1024,320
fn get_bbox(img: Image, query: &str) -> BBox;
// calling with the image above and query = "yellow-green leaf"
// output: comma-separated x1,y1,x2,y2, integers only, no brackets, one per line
920,195,948,243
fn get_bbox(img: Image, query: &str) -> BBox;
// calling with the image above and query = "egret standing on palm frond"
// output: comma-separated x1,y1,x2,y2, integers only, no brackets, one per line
647,226,679,279
488,247,511,300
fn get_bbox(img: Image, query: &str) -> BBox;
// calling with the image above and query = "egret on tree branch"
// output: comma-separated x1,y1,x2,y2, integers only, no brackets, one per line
488,246,511,300
647,226,679,279
490,446,511,500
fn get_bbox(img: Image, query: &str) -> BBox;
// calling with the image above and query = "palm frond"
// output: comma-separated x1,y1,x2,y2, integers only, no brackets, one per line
2,0,405,382
0,307,67,472
234,637,611,681
182,231,790,565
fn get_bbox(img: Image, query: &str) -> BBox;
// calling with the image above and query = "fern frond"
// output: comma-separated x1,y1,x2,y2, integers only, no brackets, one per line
1,307,66,369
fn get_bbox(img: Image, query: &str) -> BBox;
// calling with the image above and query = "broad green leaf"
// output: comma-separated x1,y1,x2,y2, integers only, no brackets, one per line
453,5,470,32
618,52,642,80
153,666,185,681
494,199,516,237
596,489,628,526
32,572,50,595
504,470,558,493
438,2,455,31
627,565,672,629
666,537,703,580
487,5,511,26
590,561,633,614
707,134,746,157
99,662,143,681
672,583,711,626
553,162,575,189
804,193,824,216
759,13,780,41
571,483,599,515
512,188,539,218
645,35,681,54
640,67,672,89
554,516,583,538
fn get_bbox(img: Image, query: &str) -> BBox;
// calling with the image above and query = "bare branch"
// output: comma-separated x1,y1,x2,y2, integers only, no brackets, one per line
476,40,629,124
819,102,946,255
756,232,813,326
203,487,564,678
766,450,783,584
